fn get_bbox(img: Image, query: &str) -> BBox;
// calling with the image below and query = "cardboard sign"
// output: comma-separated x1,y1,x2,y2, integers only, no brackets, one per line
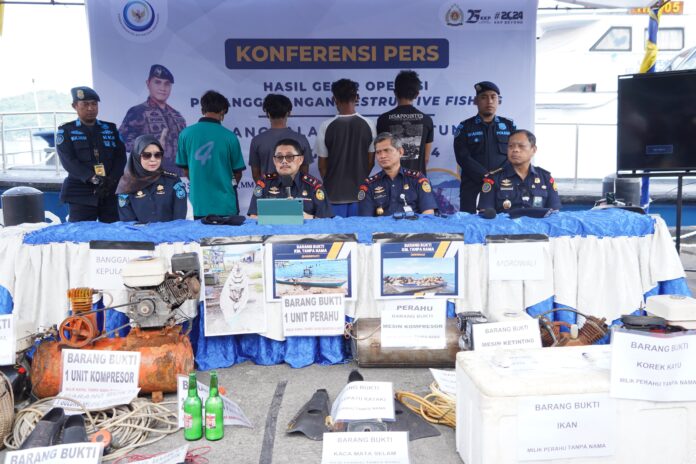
488,241,547,281
322,432,410,464
381,299,447,349
0,314,16,366
4,443,103,464
331,381,394,422
472,319,541,351
57,349,140,412
610,329,696,402
281,294,345,337
429,368,456,398
88,242,154,290
176,375,253,428
127,445,188,464
517,394,616,461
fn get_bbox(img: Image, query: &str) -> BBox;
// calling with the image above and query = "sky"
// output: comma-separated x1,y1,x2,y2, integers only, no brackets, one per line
0,3,91,98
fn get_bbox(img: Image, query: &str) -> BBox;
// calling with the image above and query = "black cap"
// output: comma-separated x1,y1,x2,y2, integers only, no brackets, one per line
148,64,174,83
71,86,100,103
474,81,500,95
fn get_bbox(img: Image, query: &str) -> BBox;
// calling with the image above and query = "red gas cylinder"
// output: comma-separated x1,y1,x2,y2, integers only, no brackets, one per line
31,327,194,398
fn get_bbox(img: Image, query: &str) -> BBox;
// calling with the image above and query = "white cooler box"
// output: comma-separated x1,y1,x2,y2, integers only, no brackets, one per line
456,345,696,464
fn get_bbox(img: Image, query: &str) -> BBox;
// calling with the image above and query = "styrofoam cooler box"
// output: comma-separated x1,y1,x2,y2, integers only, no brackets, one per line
456,345,696,464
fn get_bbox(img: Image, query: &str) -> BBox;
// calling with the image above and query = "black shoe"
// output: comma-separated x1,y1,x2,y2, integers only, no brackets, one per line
60,414,89,444
19,408,66,449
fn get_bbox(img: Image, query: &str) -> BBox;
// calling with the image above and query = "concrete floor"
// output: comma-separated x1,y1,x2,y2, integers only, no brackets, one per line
2,224,694,464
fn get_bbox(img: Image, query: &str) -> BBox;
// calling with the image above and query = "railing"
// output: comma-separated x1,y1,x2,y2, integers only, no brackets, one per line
0,111,74,174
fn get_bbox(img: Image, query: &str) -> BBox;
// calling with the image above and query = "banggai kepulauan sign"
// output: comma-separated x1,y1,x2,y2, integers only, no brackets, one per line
264,235,357,302
372,233,463,299
201,237,266,337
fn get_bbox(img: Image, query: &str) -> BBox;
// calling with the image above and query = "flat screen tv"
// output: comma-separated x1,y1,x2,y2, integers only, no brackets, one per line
617,69,696,175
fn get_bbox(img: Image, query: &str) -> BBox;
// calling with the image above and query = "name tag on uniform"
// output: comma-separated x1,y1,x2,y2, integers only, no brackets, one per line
94,163,106,176
533,196,544,207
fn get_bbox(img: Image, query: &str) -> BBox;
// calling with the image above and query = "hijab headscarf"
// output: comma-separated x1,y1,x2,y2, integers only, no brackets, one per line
116,134,164,194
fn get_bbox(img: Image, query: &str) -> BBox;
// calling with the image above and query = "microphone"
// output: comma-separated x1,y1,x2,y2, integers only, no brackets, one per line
280,175,293,199
479,208,497,219
399,193,413,213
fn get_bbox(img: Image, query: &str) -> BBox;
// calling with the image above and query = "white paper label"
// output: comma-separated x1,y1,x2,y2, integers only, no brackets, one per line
58,349,140,412
3,443,103,464
129,445,189,464
176,375,253,428
517,394,616,461
321,431,410,464
281,294,345,337
610,330,696,401
89,248,153,290
0,314,15,365
488,241,547,281
472,319,541,351
429,369,456,398
380,299,447,349
331,381,394,422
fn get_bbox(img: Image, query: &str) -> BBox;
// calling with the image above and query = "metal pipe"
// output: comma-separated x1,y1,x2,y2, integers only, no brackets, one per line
1,115,5,173
574,124,580,186
28,128,35,165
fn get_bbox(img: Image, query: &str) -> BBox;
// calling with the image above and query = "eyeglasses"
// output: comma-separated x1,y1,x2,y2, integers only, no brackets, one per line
273,154,300,163
141,151,164,160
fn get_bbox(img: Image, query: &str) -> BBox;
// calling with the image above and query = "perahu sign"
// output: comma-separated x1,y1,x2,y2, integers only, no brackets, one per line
281,294,345,337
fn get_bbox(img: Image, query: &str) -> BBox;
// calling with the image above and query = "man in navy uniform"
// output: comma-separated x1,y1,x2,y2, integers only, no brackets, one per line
56,86,127,222
248,138,333,219
477,129,561,213
453,81,515,213
119,64,187,175
358,132,437,217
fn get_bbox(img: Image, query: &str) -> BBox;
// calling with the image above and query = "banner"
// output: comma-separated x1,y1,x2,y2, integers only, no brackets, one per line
86,0,537,214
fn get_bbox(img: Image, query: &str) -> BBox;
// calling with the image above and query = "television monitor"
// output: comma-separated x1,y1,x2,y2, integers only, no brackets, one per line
617,69,696,175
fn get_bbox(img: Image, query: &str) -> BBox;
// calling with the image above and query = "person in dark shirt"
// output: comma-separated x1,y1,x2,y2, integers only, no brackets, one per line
248,138,332,219
453,81,515,213
377,70,434,174
56,86,127,222
116,134,187,223
248,93,312,181
358,132,437,217
478,130,560,213
316,79,376,217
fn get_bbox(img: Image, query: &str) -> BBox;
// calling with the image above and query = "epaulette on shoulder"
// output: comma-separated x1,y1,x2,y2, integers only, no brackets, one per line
403,169,423,179
264,172,278,180
534,166,551,176
301,174,322,190
365,173,382,184
162,170,178,178
485,167,503,177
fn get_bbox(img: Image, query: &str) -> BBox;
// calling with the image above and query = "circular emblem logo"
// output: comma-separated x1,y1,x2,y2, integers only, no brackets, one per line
122,1,156,32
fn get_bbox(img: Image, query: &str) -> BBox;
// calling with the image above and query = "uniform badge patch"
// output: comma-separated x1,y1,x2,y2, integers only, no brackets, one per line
173,182,186,199
135,191,145,198
254,185,264,198
118,194,128,207
501,179,512,187
499,122,507,130
503,199,512,210
422,182,432,193
156,184,165,194
316,189,325,201
302,190,308,196
358,190,366,201
534,178,541,184
482,183,492,193
453,123,464,137
403,184,409,190
56,134,64,145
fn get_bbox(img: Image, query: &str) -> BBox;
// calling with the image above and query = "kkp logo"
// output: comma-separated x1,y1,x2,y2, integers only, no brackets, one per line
445,4,464,26
121,1,155,33
114,0,167,41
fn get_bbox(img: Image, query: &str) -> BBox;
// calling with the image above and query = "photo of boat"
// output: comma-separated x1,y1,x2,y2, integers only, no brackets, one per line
383,275,446,295
273,258,350,298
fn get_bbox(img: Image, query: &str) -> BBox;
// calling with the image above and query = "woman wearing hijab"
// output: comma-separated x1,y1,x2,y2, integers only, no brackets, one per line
116,134,187,222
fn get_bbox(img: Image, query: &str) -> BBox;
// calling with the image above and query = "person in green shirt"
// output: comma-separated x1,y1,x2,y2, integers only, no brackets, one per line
176,90,246,218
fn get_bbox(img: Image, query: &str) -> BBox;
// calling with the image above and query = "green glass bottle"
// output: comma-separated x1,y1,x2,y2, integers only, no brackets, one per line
204,370,224,441
183,372,202,441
